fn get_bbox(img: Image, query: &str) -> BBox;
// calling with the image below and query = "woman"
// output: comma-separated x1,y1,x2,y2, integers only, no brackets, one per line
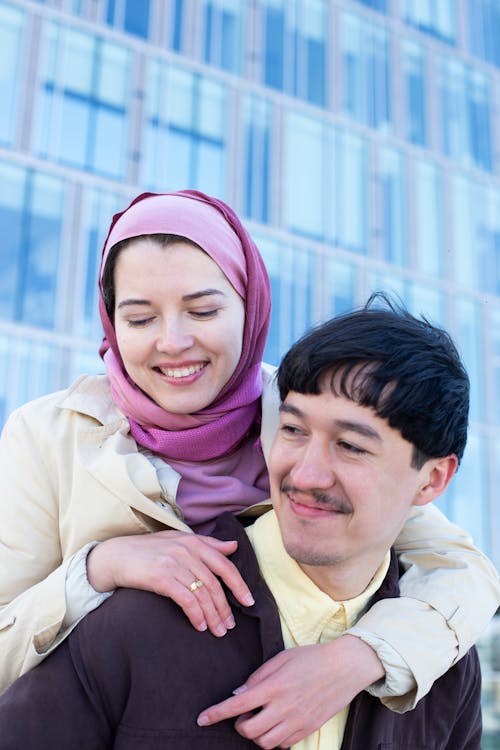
0,190,498,746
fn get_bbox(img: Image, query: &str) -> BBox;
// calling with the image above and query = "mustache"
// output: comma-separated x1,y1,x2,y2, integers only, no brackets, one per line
281,483,352,514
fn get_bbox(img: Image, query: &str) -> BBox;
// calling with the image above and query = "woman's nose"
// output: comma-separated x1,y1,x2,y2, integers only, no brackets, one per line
155,319,194,354
289,442,335,491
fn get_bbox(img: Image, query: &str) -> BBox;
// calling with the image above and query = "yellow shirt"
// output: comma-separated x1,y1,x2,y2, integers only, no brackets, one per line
247,510,390,750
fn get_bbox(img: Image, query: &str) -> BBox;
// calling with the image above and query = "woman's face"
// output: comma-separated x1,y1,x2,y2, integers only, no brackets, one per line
113,238,245,414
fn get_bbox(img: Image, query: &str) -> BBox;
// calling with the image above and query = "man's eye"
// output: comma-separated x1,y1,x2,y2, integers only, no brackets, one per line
280,424,303,436
338,440,365,454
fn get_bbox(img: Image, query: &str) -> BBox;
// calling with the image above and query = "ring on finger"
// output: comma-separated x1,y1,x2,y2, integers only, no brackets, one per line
188,579,204,593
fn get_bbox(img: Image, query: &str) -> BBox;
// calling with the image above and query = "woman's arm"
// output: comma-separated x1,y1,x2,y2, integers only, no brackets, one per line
349,501,500,709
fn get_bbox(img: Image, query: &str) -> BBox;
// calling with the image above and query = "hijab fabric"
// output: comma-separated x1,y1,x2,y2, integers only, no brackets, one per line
98,191,272,530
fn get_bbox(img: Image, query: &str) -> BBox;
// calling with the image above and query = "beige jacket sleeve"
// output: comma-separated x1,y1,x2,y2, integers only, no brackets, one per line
0,383,188,695
0,406,76,693
348,502,500,711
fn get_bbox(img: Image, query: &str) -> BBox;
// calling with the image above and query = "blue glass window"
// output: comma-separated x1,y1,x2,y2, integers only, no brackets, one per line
143,63,226,198
36,23,130,179
203,0,244,74
403,0,456,44
414,160,442,277
456,297,483,422
452,177,500,294
77,188,128,339
377,147,407,266
283,112,328,240
257,235,314,364
106,0,150,38
0,161,64,329
468,0,500,67
0,5,24,146
352,0,387,11
439,57,492,172
263,0,285,91
341,12,391,131
492,309,500,426
262,0,327,107
402,40,427,145
335,130,367,254
325,259,356,317
0,334,59,428
243,96,271,223
441,432,487,549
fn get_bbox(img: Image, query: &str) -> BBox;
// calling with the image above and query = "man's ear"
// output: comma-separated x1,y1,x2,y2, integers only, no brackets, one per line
412,454,458,507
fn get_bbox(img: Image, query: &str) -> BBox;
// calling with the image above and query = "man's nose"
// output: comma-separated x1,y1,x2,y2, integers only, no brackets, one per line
289,441,335,490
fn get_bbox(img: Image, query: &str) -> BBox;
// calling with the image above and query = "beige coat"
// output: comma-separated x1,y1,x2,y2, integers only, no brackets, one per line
0,370,499,702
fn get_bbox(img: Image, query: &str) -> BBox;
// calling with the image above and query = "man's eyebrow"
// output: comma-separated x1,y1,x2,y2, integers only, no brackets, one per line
279,403,382,441
334,419,382,441
116,289,226,309
279,403,304,418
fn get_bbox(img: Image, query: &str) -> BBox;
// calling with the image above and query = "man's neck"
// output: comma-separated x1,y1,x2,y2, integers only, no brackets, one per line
299,550,390,601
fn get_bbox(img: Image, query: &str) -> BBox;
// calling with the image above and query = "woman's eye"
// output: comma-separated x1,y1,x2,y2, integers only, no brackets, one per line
127,317,154,328
190,309,219,319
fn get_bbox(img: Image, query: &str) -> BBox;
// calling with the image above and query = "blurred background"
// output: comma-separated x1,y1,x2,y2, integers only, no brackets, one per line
0,0,499,743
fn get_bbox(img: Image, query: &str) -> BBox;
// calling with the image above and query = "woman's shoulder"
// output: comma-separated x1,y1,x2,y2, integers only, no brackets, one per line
260,363,280,462
5,374,124,431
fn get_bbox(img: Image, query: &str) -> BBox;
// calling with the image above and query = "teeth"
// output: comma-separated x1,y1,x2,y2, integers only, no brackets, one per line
160,363,205,378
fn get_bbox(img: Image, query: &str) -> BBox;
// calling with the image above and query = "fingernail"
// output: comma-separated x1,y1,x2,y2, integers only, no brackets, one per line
198,621,207,632
224,615,236,629
232,684,248,695
197,714,209,726
242,593,255,606
215,624,227,637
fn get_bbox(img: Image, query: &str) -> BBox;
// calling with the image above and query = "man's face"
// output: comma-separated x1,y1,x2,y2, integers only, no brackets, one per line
269,384,444,598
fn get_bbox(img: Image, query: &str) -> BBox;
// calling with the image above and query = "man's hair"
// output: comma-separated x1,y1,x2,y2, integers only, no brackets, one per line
277,293,470,468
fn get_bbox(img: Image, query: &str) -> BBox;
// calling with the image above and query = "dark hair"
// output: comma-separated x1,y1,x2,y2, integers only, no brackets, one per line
101,233,201,320
277,293,470,468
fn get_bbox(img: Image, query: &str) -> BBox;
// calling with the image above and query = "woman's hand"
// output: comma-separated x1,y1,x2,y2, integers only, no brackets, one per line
197,634,385,748
86,530,254,637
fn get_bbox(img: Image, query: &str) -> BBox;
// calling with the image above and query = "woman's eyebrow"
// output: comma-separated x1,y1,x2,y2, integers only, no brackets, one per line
116,289,227,309
116,298,151,309
182,289,227,302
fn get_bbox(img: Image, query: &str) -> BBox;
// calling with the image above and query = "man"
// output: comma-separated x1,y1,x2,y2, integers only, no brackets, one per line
0,297,482,748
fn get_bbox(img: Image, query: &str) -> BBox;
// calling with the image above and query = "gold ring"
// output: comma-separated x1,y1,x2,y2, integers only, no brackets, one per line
188,579,204,592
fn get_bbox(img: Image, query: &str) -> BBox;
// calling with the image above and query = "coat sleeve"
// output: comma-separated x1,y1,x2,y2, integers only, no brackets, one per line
0,407,104,694
348,502,500,710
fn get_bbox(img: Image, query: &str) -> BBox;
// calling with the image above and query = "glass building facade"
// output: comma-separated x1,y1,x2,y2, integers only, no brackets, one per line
1,0,499,741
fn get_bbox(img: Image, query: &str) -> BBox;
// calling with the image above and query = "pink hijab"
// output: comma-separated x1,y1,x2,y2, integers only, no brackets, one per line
98,190,272,531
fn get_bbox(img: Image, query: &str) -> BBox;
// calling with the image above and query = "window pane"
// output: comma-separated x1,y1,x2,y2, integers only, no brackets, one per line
404,0,456,44
0,4,24,145
0,162,25,320
403,39,426,145
377,147,406,266
243,96,271,223
203,0,244,74
35,23,130,178
336,130,367,253
414,160,442,277
22,173,65,328
341,12,391,130
284,112,326,239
